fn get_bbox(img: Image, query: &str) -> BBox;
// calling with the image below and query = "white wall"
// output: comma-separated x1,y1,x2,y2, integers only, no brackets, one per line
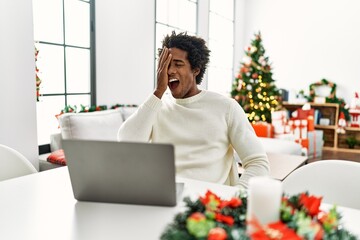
95,0,156,106
242,0,360,104
233,0,246,77
197,0,210,90
0,0,39,169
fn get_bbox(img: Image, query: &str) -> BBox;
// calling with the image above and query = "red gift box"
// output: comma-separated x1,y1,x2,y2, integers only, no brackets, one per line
292,108,315,131
252,122,274,138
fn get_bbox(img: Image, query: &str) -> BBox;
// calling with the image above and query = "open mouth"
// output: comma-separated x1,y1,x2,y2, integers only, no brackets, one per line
169,78,180,90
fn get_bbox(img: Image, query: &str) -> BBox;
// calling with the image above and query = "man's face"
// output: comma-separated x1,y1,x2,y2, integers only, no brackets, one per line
167,47,200,99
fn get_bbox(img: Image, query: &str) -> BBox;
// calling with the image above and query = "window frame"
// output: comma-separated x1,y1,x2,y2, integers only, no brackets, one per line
154,0,198,87
36,0,96,154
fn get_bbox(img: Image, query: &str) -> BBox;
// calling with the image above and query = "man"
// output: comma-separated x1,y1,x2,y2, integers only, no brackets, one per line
118,31,269,189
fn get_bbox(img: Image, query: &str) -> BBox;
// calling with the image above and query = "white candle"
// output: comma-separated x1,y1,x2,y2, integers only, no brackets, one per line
246,176,282,233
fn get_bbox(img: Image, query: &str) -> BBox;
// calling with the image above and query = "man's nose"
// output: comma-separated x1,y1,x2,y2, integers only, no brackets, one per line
168,64,176,75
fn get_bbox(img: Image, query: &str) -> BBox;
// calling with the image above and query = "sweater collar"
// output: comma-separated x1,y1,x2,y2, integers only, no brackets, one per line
171,90,207,105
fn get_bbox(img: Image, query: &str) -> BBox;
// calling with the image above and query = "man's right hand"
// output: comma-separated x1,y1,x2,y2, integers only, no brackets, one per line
154,47,172,99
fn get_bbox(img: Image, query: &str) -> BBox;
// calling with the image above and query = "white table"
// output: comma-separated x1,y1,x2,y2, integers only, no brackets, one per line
238,152,308,181
0,167,358,240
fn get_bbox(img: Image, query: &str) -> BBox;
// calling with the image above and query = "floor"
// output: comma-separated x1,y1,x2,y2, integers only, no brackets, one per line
309,149,360,163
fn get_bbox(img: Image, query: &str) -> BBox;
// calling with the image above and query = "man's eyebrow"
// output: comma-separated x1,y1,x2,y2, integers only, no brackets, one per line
172,59,185,63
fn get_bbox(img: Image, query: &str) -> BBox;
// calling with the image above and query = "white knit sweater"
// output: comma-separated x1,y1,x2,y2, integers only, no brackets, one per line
117,90,269,189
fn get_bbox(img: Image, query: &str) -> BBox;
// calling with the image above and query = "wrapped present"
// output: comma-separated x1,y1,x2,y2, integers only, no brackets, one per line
252,122,274,138
271,110,288,134
290,119,308,140
295,138,309,149
274,133,296,141
307,130,324,159
297,108,314,119
291,107,315,131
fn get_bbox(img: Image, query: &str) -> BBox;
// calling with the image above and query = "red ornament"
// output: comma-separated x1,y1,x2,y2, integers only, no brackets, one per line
207,227,227,240
240,67,249,73
188,212,206,222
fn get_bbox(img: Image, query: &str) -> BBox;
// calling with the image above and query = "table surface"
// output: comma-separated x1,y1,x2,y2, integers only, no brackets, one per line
0,167,358,240
238,152,308,181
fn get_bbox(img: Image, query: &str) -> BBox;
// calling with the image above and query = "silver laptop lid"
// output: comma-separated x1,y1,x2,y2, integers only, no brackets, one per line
62,139,177,207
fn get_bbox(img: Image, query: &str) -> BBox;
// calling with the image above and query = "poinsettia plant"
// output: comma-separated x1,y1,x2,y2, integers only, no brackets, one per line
160,190,357,240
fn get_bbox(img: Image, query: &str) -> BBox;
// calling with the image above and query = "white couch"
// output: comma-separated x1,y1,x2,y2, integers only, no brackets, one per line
40,107,302,170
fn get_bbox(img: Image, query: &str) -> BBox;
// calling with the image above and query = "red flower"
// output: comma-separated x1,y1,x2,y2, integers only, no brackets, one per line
200,190,222,211
252,73,259,79
251,221,302,240
220,197,242,208
207,227,227,240
215,213,234,226
299,193,322,217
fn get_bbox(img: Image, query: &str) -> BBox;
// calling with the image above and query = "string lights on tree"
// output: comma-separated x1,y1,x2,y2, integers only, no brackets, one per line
231,32,282,123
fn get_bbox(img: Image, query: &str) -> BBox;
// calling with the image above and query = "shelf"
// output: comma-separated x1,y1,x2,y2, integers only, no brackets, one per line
337,128,360,152
282,102,360,153
315,125,337,130
282,102,339,149
326,147,360,153
282,102,339,108
282,102,340,108
345,127,360,132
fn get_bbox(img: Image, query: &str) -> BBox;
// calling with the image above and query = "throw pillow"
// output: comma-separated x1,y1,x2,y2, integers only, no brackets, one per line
47,149,67,165
58,108,124,141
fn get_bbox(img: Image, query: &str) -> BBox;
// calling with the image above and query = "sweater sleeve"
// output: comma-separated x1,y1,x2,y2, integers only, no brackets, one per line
117,94,162,142
227,100,270,189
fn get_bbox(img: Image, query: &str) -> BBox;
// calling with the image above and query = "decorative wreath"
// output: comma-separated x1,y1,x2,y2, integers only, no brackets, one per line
308,79,336,102
307,79,350,121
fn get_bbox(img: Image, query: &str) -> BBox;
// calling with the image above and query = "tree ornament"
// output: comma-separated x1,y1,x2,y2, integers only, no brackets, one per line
242,56,252,66
250,46,257,54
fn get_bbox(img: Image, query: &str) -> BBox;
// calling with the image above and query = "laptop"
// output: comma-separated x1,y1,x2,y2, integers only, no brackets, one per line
62,139,183,207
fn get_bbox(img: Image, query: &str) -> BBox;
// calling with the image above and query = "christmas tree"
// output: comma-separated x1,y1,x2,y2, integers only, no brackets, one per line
231,32,282,123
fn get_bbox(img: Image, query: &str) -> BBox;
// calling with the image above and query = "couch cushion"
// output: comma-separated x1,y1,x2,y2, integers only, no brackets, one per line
120,106,138,121
58,109,124,141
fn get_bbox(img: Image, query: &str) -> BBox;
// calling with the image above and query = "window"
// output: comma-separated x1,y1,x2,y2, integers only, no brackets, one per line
33,0,95,150
155,0,198,83
207,0,234,96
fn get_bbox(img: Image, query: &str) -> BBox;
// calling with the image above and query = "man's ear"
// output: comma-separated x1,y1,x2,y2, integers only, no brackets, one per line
193,68,200,76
